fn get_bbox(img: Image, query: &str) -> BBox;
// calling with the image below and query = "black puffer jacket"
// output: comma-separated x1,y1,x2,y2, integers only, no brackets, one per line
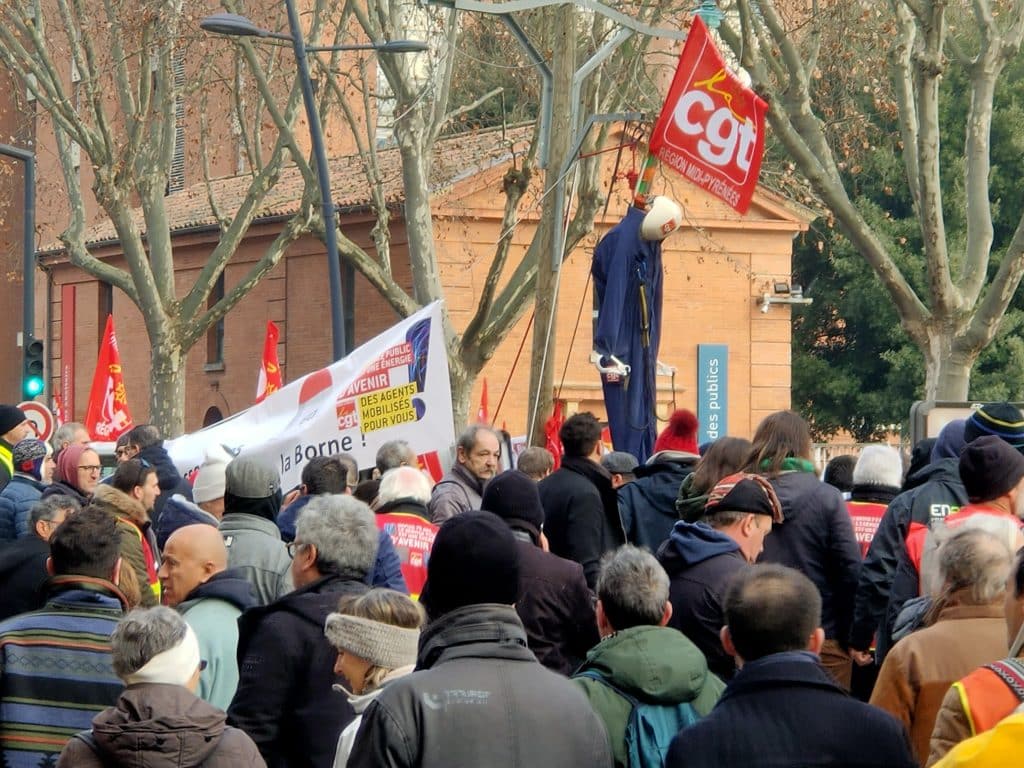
539,457,624,588
847,458,967,652
348,604,613,768
760,471,861,641
57,684,265,768
227,574,367,768
139,442,193,524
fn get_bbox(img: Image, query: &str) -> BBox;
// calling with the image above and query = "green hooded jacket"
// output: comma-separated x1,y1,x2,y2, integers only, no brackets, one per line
573,625,724,768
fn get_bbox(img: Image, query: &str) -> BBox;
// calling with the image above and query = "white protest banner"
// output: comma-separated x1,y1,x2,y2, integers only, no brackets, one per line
167,301,454,490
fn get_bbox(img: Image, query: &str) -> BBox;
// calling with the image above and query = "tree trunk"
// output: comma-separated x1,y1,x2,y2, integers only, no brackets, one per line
527,4,575,446
922,329,976,401
448,351,473,435
149,336,186,438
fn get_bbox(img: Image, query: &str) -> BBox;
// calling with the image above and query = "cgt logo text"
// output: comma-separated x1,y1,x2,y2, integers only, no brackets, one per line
664,69,758,184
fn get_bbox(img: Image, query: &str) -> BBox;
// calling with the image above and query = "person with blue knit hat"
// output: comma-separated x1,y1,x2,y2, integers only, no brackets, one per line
0,438,54,541
963,403,1024,450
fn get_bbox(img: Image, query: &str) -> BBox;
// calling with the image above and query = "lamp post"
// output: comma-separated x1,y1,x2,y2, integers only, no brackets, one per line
200,12,427,361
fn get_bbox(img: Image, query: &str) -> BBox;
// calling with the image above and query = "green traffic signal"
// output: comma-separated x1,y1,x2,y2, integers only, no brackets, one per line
22,336,44,399
23,375,44,398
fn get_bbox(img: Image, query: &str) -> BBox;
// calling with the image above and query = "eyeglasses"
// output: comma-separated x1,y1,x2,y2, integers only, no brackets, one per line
78,465,102,473
286,541,305,559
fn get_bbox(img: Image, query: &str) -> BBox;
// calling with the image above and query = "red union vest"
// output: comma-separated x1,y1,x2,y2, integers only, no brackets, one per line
376,512,437,600
846,500,887,558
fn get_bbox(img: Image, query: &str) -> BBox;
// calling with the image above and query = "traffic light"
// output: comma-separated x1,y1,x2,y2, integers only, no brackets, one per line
22,335,44,398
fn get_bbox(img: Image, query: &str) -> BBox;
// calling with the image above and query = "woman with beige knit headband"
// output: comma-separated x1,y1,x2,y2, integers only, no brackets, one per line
325,588,424,768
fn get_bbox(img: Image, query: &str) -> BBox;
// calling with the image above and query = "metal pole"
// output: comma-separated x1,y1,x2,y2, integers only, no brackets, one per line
283,0,347,361
0,143,36,351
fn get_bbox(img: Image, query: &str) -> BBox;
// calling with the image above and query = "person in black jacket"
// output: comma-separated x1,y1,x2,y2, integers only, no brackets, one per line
0,495,79,621
666,565,916,768
539,412,624,588
481,470,598,676
848,419,970,666
123,424,193,524
227,494,377,768
658,472,783,680
747,410,861,690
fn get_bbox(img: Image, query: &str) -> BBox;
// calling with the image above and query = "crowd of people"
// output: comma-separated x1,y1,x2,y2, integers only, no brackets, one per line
0,401,1024,766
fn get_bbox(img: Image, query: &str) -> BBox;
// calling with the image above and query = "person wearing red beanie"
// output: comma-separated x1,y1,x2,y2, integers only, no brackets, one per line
619,409,701,550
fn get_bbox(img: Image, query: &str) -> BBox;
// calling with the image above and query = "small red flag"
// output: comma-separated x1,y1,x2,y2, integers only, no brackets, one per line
255,321,283,404
544,400,564,471
477,378,489,424
84,315,134,441
52,394,65,428
647,16,768,214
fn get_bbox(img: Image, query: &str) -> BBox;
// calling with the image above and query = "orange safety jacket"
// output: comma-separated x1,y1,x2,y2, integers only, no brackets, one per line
954,658,1024,737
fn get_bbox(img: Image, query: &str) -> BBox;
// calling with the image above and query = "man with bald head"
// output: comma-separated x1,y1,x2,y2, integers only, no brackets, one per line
159,524,257,710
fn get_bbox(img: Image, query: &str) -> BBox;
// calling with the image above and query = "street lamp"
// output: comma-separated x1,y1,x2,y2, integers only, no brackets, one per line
200,11,427,361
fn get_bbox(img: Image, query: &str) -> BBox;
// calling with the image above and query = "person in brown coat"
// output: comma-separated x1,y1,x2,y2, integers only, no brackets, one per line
870,526,1013,765
57,606,265,768
91,483,160,606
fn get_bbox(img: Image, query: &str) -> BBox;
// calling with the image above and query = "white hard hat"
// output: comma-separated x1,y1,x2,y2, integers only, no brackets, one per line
640,196,683,241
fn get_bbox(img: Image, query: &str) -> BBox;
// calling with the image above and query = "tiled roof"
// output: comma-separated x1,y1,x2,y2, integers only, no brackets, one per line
55,125,533,250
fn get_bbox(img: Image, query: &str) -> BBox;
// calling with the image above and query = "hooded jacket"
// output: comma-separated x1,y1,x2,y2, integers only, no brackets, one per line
347,604,613,768
617,451,699,551
56,684,265,768
41,478,90,506
540,456,625,588
219,512,293,606
0,473,46,541
177,570,257,712
156,494,220,550
573,625,724,767
850,458,968,652
657,520,747,680
761,470,861,642
138,441,194,523
228,573,368,768
90,484,160,606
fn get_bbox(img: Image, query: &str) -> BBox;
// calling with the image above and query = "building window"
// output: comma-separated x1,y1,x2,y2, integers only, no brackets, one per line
205,272,225,370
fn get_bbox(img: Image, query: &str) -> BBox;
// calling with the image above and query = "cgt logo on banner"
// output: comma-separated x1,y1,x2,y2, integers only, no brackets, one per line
167,301,455,490
647,16,768,214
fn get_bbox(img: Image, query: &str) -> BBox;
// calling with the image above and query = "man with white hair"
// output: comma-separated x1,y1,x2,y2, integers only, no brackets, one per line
871,527,1013,763
51,422,90,455
848,445,904,559
228,495,379,768
375,466,437,599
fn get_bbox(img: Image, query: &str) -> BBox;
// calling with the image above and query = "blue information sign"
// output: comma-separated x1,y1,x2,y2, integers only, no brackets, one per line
697,344,728,445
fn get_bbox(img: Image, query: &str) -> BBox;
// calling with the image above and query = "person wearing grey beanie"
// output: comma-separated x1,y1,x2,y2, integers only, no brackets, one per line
325,589,423,768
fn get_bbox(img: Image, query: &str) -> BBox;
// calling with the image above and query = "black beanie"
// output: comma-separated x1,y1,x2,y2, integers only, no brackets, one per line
0,405,27,437
480,470,545,536
420,511,519,619
959,435,1024,502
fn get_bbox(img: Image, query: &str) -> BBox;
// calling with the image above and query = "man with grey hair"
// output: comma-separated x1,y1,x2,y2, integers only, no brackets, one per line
58,606,263,767
0,495,79,621
871,526,1014,762
573,545,723,767
375,439,418,477
228,494,378,768
376,467,437,599
51,421,90,455
428,425,500,524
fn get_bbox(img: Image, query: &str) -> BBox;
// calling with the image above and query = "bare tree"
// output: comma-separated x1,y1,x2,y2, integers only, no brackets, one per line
0,0,317,434
720,0,1024,399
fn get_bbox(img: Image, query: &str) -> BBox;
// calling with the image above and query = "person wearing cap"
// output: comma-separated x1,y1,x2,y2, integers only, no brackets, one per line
159,524,256,711
883,436,1024,652
0,405,32,493
154,443,230,550
0,438,54,541
600,450,638,489
0,508,128,767
481,470,598,675
666,565,916,768
348,511,613,768
56,606,265,768
217,456,293,606
619,409,702,551
228,495,379,768
573,546,724,768
871,527,1013,765
850,410,1011,668
657,472,784,680
324,589,423,767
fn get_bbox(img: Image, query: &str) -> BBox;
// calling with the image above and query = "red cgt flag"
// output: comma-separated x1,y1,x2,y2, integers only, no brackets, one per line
84,315,134,441
477,377,489,424
647,16,768,214
544,400,564,471
255,321,283,404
